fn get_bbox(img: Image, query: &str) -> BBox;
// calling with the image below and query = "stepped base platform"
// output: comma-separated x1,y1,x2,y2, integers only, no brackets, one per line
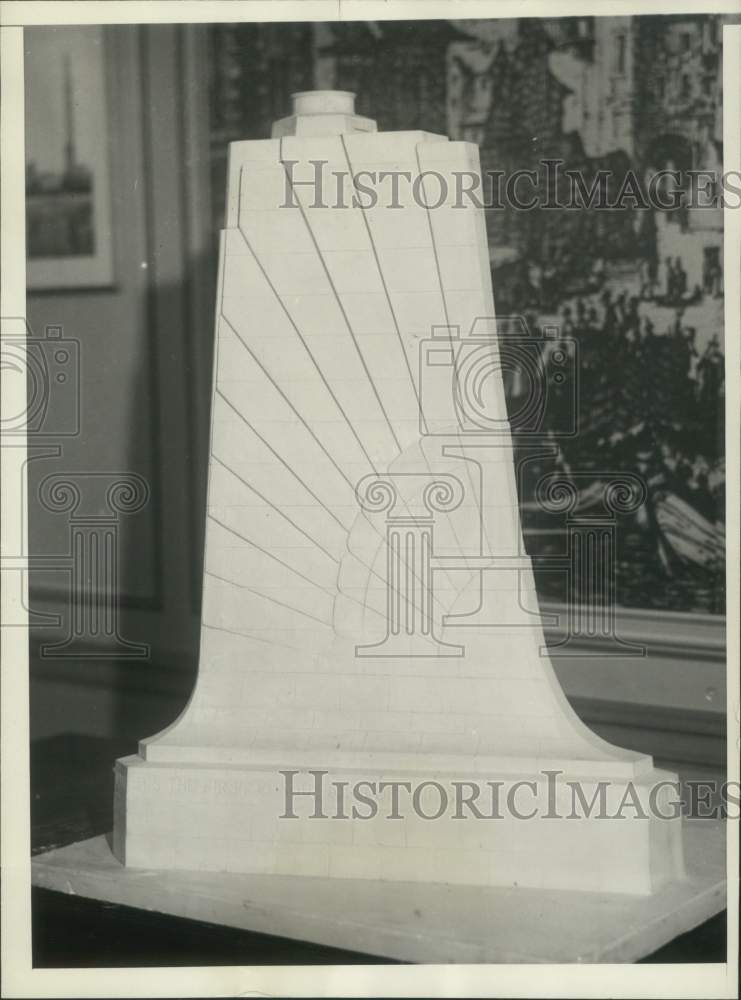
112,754,685,895
31,820,725,964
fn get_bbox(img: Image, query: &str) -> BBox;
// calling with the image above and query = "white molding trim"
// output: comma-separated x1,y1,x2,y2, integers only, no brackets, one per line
542,602,726,662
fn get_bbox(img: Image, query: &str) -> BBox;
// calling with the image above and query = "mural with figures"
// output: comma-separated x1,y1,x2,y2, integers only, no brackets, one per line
207,14,729,615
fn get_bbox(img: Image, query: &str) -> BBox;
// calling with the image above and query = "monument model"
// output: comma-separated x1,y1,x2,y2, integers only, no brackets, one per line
113,92,685,894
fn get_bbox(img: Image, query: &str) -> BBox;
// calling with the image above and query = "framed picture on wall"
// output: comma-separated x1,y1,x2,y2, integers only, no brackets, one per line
25,26,114,290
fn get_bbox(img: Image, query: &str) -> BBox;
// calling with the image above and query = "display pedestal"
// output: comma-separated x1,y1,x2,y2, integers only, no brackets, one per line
33,821,725,964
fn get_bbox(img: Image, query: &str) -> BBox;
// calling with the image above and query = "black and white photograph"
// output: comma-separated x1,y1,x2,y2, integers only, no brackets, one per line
1,2,739,997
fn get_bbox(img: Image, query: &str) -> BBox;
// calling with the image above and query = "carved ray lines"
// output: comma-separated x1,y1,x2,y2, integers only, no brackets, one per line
204,135,494,648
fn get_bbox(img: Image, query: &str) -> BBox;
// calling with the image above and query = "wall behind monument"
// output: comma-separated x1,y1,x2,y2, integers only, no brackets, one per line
26,25,214,742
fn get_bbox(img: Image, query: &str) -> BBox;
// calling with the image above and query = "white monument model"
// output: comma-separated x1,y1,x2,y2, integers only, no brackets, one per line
114,92,685,895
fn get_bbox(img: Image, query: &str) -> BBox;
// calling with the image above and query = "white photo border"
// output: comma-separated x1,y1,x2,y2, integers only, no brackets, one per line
1,3,738,998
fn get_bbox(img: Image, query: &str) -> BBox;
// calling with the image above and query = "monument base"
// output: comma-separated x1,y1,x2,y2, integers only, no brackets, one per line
33,821,724,964
113,753,685,895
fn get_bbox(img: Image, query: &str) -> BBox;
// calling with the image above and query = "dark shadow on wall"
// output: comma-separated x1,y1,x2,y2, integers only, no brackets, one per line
28,252,217,780
111,247,217,751
29,20,218,771
29,254,217,846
